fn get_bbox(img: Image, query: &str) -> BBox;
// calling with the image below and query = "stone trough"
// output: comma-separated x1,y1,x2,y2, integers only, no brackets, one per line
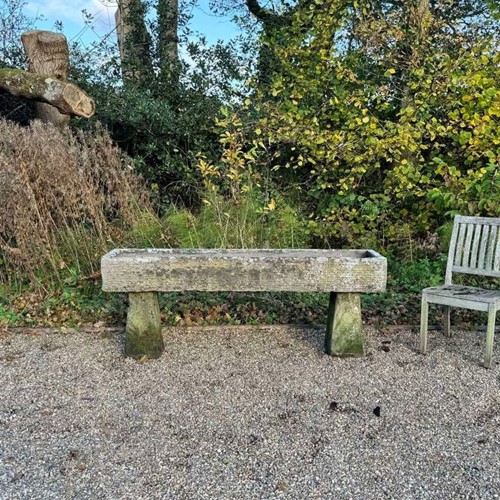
101,249,387,358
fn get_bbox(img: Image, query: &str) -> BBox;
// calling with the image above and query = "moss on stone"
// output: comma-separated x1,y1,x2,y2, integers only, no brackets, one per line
325,292,364,357
124,292,164,359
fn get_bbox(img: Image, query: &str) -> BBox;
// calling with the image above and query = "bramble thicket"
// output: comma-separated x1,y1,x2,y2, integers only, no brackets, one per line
0,0,499,326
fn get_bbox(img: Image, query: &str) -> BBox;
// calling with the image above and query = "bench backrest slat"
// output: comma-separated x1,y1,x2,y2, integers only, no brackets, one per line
469,223,482,268
485,225,497,271
456,224,467,269
462,223,474,267
477,225,489,269
446,215,500,283
494,232,500,271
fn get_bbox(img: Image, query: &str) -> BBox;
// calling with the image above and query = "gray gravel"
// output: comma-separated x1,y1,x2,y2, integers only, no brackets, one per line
1,325,499,499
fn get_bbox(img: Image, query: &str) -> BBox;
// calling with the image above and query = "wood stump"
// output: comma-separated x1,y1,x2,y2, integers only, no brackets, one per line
21,30,70,126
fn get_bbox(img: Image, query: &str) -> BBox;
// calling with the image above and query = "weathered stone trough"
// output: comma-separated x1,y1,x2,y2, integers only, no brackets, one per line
101,249,387,359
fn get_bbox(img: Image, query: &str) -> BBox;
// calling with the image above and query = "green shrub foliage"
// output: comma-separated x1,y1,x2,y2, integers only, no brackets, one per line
212,0,500,250
69,4,243,209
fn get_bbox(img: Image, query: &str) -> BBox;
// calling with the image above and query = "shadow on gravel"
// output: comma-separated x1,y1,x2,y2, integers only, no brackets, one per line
395,327,497,368
284,325,325,354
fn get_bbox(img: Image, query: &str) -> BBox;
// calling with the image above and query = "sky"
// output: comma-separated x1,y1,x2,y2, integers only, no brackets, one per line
24,0,241,50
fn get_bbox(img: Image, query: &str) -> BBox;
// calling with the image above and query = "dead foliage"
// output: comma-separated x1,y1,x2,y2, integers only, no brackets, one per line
0,119,152,283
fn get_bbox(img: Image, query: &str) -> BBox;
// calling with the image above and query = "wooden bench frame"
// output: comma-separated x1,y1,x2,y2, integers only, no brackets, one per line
420,215,500,367
101,249,387,359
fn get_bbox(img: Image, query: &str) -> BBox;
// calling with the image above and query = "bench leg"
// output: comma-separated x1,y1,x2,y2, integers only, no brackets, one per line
419,295,429,354
443,306,451,337
125,292,164,359
484,306,496,369
324,292,363,357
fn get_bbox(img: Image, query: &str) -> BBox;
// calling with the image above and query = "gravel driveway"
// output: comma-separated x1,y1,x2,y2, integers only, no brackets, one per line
1,325,499,499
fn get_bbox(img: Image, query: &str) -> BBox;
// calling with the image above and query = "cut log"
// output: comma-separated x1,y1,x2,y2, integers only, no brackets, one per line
21,30,71,126
0,68,95,118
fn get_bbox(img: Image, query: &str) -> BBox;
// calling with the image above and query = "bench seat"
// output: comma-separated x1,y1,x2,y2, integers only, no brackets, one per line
423,285,500,311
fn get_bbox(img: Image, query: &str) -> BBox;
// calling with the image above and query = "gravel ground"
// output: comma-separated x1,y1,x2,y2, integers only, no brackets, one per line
1,325,500,499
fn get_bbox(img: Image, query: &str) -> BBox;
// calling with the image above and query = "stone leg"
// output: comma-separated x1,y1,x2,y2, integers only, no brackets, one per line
125,292,164,359
325,292,364,357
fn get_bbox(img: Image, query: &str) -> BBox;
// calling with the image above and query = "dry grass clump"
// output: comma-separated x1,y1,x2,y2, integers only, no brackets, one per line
0,119,152,284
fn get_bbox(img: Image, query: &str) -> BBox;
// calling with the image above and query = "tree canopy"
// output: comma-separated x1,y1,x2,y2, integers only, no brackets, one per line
1,0,499,249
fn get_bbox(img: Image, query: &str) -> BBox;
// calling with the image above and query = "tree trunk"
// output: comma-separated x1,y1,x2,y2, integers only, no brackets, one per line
21,30,70,127
115,0,153,85
158,0,179,87
393,1,432,189
0,68,95,118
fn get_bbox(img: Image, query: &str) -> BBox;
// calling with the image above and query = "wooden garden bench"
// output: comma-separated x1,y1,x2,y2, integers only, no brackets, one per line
101,249,387,359
420,215,500,367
